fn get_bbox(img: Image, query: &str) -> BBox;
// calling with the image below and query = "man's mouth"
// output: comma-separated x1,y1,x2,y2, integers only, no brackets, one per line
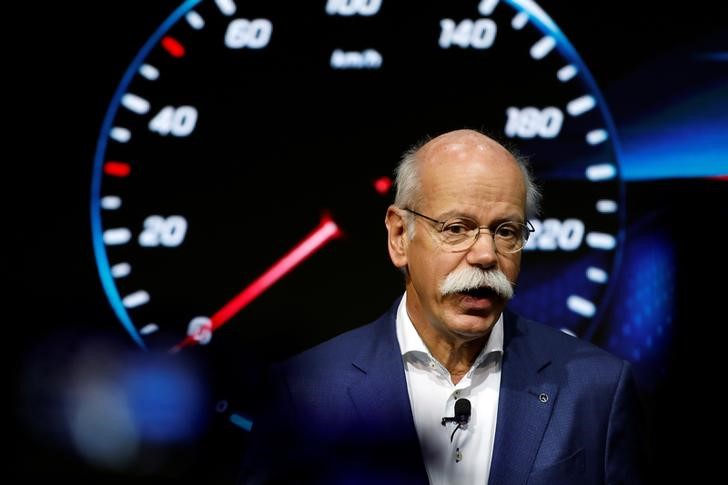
460,286,498,299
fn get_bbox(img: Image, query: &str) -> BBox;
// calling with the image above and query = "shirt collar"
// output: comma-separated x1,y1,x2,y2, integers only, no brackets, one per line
395,292,504,368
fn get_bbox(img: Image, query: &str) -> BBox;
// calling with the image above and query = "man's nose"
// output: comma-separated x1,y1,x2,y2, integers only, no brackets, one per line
465,229,498,268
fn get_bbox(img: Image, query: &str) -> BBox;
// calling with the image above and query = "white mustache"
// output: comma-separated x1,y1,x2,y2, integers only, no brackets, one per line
439,266,514,300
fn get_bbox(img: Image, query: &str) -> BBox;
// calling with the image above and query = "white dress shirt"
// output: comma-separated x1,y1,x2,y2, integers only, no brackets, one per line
396,293,503,485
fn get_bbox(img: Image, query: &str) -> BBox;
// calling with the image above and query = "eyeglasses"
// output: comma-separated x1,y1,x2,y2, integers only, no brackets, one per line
403,208,534,253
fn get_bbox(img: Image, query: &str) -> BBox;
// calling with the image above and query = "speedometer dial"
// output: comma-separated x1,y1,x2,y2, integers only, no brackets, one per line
92,0,624,352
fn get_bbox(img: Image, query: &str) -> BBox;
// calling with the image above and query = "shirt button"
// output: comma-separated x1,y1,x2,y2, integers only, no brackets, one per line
455,448,463,463
429,361,436,369
454,390,460,398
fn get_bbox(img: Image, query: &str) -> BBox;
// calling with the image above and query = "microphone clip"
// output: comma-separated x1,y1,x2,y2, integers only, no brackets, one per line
441,415,468,426
441,398,471,426
441,398,472,441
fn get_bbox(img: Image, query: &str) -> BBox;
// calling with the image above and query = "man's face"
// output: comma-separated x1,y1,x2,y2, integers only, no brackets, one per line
393,132,527,343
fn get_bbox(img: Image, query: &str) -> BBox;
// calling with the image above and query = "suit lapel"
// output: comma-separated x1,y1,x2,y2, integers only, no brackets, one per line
347,303,428,481
488,312,558,485
348,304,418,435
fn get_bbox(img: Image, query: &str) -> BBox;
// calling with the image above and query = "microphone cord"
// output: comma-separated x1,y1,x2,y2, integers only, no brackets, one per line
450,423,462,443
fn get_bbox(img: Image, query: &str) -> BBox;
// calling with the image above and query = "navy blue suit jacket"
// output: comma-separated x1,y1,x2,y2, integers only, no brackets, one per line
241,300,647,484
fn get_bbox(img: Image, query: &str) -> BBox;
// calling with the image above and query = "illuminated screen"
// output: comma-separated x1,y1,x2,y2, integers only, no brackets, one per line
14,0,727,482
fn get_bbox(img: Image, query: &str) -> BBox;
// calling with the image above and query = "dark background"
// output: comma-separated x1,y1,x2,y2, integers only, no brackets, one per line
14,1,727,483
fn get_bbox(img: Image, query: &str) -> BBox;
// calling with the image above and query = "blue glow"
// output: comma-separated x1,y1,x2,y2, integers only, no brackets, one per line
123,357,208,443
601,224,675,388
90,0,202,349
230,413,253,432
619,85,728,180
698,52,728,62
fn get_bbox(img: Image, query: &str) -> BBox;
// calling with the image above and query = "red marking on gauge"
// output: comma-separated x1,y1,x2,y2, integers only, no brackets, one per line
171,214,343,352
161,36,185,58
104,161,131,177
373,176,392,195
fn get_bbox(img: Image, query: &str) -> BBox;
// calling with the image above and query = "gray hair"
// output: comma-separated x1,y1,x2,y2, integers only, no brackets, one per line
393,135,541,239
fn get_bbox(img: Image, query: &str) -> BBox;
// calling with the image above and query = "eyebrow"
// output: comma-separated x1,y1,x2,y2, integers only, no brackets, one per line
433,210,470,220
434,210,524,225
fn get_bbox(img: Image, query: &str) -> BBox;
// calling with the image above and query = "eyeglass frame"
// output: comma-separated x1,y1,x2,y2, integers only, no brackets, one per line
402,207,535,254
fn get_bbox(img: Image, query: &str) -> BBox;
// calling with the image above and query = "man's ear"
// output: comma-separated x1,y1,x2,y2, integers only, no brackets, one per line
385,206,408,269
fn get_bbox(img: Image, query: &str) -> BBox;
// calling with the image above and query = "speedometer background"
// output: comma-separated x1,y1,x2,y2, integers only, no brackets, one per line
14,1,727,483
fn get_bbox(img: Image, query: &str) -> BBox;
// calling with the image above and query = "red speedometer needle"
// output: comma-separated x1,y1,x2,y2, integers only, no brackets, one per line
171,214,342,352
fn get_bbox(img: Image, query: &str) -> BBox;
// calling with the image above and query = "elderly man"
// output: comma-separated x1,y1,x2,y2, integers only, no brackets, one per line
241,129,646,484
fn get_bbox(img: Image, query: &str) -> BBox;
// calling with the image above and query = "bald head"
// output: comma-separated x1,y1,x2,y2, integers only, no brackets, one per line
419,129,516,167
394,129,540,220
